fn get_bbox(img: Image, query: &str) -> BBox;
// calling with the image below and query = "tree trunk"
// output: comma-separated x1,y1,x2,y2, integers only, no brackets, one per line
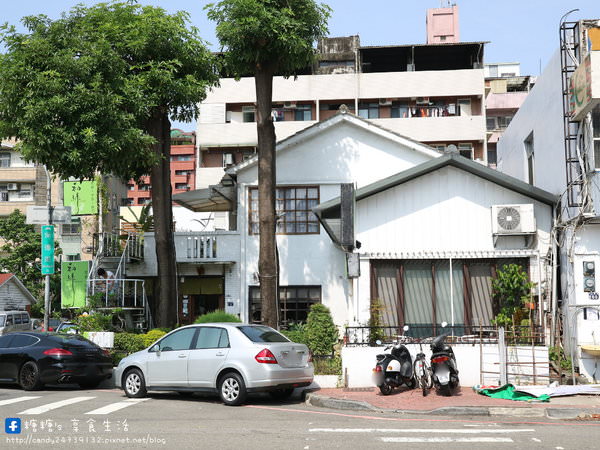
255,66,278,329
147,108,178,328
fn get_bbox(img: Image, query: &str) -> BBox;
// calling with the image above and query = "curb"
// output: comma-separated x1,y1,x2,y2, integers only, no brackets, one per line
305,393,594,419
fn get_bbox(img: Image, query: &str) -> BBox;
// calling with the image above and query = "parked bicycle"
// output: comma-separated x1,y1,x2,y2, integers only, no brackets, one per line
413,338,433,396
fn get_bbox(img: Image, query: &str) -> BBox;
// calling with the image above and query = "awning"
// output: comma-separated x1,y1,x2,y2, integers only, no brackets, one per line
173,185,235,212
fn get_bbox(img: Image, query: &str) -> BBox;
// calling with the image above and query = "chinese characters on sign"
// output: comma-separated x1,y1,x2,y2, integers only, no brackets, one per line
41,226,54,275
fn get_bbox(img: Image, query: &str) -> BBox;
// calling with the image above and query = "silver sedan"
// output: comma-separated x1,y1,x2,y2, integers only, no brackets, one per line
115,323,314,406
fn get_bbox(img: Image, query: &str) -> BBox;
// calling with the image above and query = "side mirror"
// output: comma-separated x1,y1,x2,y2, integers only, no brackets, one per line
149,344,160,354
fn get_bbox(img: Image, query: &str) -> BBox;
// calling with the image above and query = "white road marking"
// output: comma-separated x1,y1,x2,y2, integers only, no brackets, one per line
0,396,41,406
381,437,513,443
19,397,96,414
85,398,150,415
309,428,535,434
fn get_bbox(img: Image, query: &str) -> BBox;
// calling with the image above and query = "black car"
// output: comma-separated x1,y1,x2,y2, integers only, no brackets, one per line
0,332,112,390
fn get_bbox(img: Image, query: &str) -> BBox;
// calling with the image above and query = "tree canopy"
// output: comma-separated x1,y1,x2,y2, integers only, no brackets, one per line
0,1,219,181
206,0,331,77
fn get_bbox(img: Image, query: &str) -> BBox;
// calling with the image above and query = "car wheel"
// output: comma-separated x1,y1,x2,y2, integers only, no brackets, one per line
78,380,102,390
269,388,294,400
123,368,147,398
219,372,247,406
19,361,43,391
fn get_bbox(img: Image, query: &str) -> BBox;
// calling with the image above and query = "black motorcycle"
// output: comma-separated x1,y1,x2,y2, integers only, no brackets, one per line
373,330,415,395
430,329,459,396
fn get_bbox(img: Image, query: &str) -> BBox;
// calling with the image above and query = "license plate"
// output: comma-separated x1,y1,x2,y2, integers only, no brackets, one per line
436,366,450,384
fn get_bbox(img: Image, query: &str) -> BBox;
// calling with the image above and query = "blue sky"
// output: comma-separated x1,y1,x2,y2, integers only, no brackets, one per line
2,0,598,130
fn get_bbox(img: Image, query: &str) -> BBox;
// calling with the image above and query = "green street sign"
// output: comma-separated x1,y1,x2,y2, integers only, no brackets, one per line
41,225,54,275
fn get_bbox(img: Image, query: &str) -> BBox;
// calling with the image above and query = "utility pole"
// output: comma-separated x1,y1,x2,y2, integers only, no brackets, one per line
42,167,53,332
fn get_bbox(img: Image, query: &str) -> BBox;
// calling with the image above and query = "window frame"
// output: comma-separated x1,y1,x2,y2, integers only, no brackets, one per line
248,185,320,236
0,152,11,168
458,143,474,159
294,104,313,121
249,285,322,326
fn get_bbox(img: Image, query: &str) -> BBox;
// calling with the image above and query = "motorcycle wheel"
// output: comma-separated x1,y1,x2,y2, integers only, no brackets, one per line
438,384,451,396
406,377,416,389
379,383,394,396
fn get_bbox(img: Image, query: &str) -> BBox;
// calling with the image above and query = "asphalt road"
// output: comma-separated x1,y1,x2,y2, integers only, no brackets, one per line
1,386,600,449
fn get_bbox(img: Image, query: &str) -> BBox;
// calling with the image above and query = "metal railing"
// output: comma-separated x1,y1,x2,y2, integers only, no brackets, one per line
88,278,147,309
344,325,545,346
93,232,144,260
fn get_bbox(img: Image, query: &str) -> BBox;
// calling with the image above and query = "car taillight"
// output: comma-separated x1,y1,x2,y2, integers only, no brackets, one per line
101,349,110,357
432,355,449,364
308,351,313,363
43,348,73,356
255,348,278,364
373,365,382,373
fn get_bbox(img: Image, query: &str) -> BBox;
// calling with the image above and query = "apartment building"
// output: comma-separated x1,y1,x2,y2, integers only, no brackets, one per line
484,63,535,167
196,6,487,189
126,129,196,206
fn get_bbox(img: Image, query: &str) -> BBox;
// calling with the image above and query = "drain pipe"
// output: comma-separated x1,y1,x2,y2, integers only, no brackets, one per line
550,207,559,345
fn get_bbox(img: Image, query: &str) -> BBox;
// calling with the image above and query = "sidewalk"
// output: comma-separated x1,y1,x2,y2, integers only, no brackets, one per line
305,386,600,420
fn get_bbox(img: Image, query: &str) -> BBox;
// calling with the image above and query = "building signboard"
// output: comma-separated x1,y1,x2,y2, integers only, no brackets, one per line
41,225,54,275
569,52,600,121
63,180,98,215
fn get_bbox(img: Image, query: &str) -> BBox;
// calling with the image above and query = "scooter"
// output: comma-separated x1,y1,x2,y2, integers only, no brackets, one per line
430,323,459,396
372,326,416,395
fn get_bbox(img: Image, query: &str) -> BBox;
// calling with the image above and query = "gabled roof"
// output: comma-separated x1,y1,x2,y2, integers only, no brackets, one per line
226,110,442,175
0,273,38,304
313,153,557,246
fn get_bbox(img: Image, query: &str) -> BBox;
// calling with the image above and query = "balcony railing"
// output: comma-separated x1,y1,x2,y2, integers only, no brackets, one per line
344,325,545,346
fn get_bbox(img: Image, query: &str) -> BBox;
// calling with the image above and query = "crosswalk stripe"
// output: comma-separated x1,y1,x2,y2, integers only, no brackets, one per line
0,396,41,406
310,428,535,434
85,398,150,415
19,397,96,415
381,437,514,443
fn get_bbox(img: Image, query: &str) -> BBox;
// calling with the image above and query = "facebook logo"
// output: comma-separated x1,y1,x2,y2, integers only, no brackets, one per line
5,418,21,434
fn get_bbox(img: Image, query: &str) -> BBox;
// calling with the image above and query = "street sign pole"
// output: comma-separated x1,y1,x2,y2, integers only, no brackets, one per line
43,167,53,332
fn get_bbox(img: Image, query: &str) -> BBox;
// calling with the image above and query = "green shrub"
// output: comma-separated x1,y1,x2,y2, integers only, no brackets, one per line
491,264,533,328
110,350,127,367
281,322,309,346
113,332,145,354
142,329,167,347
549,346,573,371
194,310,241,324
313,356,342,375
306,303,338,356
73,312,113,332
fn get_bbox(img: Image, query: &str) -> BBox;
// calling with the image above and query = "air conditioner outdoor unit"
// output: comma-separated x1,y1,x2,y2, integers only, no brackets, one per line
7,183,18,191
416,97,430,105
379,98,392,106
284,101,297,109
491,204,536,234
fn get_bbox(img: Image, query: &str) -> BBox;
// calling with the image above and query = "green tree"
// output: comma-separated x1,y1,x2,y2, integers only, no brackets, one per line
0,2,219,327
206,0,330,328
306,303,338,356
491,264,533,328
0,210,61,302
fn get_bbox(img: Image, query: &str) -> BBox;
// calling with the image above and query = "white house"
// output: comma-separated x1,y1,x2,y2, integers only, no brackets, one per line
496,19,600,381
169,111,554,338
0,273,38,312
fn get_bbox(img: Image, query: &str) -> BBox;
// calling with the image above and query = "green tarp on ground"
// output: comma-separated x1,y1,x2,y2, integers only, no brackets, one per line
477,383,550,402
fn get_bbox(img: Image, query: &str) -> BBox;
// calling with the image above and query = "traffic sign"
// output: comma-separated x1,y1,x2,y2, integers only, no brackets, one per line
41,225,55,275
26,206,72,225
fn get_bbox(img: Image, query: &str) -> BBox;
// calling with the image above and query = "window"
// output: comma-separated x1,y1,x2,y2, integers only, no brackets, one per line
0,335,12,348
294,104,312,121
593,106,600,170
171,155,192,162
62,219,81,235
486,117,497,131
127,184,135,191
156,328,196,352
248,186,320,235
242,106,255,123
237,325,290,343
21,314,30,324
524,132,534,185
358,102,379,119
497,116,513,129
125,198,134,206
17,184,32,200
10,334,38,348
488,65,498,77
65,254,81,261
138,198,151,205
0,153,10,168
138,184,151,191
194,327,229,349
391,102,409,118
175,170,192,176
175,183,190,190
0,185,8,202
458,143,473,159
249,286,321,326
458,99,472,116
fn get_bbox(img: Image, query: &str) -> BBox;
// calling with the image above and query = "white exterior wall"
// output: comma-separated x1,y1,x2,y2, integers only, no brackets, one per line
496,51,566,195
0,281,36,311
234,120,440,326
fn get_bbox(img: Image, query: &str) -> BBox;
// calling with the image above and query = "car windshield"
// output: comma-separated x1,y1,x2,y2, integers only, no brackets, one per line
0,316,5,326
237,326,290,343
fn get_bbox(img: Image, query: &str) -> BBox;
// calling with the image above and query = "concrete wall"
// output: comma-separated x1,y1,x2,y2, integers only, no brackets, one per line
342,344,549,388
